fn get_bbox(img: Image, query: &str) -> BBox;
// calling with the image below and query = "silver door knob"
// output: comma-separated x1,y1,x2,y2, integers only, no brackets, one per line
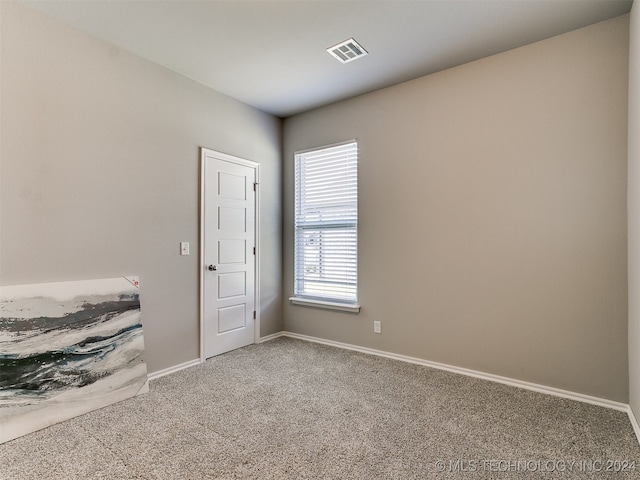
208,265,217,271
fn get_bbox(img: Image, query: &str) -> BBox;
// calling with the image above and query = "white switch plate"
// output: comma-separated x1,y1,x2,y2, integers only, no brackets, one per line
180,242,189,256
373,320,381,334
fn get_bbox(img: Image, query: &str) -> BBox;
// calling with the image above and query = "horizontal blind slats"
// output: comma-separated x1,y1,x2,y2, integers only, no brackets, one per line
294,141,358,304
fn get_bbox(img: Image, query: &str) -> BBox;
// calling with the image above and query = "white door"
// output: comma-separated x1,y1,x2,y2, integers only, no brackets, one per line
201,149,258,359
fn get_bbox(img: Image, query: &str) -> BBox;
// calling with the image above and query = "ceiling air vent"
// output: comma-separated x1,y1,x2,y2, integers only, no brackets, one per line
327,38,368,64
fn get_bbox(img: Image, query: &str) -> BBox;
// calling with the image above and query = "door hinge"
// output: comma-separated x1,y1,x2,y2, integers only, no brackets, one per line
253,182,258,191
253,246,256,255
253,311,256,319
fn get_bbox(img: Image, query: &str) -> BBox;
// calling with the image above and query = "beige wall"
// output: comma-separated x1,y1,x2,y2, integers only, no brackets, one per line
0,2,283,374
283,16,629,402
2,1,631,404
629,1,640,418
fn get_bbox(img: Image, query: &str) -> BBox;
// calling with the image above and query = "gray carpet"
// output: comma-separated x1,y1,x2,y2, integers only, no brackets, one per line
1,337,639,479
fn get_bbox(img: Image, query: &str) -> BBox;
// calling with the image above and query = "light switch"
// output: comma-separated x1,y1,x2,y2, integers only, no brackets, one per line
180,242,189,256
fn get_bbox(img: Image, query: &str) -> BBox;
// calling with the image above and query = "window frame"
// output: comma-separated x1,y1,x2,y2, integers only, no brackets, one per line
290,140,360,313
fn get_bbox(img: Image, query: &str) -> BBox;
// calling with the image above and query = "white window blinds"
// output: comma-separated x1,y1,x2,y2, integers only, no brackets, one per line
294,141,358,304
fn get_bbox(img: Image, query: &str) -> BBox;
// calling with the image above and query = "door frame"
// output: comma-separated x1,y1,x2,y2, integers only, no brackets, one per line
199,147,260,362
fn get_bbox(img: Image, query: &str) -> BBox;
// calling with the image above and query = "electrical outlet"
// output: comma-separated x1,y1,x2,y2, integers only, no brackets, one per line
180,242,190,256
373,320,381,334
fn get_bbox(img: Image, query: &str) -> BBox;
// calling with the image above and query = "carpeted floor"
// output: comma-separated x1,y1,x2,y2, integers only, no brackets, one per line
1,337,639,479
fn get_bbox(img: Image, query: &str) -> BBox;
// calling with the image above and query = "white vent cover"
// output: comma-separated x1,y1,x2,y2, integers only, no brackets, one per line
327,38,368,64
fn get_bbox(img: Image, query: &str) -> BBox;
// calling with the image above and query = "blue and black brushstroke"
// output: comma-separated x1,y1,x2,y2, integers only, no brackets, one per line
0,295,142,403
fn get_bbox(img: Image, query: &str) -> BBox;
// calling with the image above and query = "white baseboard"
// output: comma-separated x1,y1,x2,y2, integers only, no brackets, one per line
282,331,629,413
258,331,287,343
147,358,201,381
629,406,640,444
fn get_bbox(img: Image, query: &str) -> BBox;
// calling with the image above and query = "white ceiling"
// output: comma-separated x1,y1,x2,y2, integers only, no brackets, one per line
21,0,633,118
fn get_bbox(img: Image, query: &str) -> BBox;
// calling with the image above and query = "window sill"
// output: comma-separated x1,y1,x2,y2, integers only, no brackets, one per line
289,297,361,313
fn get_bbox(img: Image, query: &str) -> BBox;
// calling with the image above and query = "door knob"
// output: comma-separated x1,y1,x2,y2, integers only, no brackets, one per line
208,265,217,271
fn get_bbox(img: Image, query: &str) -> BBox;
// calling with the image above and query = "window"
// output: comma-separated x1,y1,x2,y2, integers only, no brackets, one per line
292,141,359,312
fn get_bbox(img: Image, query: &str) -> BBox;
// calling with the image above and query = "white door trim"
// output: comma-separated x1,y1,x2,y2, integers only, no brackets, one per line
199,147,260,363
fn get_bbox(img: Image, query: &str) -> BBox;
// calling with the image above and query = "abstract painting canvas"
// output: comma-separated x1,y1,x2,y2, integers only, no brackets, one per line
0,277,148,444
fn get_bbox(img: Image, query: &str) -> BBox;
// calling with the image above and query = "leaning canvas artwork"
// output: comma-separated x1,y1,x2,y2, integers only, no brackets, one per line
0,277,148,444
